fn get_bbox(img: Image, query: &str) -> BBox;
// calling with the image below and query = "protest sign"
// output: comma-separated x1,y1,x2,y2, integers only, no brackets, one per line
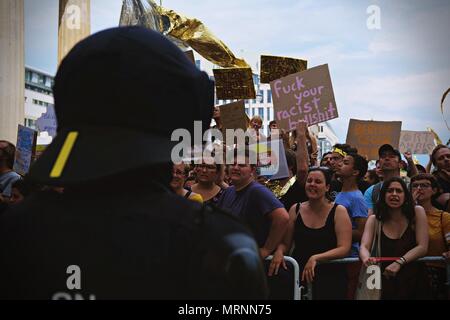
219,100,247,131
13,125,38,176
399,131,435,154
36,105,58,137
260,55,307,84
213,67,256,100
270,64,338,131
346,119,402,160
251,139,289,179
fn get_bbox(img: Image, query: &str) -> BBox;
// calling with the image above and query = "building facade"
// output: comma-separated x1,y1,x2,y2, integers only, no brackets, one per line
24,66,54,130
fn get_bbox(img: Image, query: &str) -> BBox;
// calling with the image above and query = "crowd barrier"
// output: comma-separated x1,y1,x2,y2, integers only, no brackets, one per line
265,256,448,300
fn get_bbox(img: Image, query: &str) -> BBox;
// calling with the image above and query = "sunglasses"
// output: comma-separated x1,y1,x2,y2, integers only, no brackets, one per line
309,166,331,171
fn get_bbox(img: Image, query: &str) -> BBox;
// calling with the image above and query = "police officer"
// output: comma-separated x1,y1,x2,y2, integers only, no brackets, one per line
0,27,268,299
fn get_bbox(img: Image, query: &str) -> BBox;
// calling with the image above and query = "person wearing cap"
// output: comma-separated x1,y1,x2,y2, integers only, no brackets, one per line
363,144,402,216
0,27,268,299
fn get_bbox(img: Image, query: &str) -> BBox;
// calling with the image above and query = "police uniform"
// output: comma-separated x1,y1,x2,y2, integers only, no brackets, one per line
0,27,267,299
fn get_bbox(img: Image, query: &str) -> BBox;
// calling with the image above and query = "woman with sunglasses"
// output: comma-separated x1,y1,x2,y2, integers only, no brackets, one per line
360,177,429,299
410,173,450,299
269,166,352,299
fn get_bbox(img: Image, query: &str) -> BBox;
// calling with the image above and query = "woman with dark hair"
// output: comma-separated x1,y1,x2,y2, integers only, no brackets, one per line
191,157,226,205
269,167,352,299
410,173,450,299
360,177,429,299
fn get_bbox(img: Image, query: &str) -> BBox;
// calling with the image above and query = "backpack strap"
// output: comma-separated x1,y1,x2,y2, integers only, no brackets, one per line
371,182,383,214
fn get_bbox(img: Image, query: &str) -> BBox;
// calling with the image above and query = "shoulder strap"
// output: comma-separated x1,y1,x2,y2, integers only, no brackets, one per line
371,182,383,213
370,218,382,257
185,190,192,199
295,202,301,218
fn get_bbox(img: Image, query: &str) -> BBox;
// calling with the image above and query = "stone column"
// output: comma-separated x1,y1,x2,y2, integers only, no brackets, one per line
58,0,90,64
0,0,25,144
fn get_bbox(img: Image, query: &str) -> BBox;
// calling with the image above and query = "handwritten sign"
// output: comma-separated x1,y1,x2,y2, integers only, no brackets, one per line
399,131,435,154
213,67,256,100
219,100,248,131
346,119,402,160
13,125,38,176
260,55,307,83
270,64,338,131
36,105,58,137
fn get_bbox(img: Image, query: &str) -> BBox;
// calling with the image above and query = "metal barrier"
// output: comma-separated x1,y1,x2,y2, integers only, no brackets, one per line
265,256,447,300
302,256,448,300
265,255,302,300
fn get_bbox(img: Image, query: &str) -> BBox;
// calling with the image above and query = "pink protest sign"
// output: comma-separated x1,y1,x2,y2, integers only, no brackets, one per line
270,64,338,131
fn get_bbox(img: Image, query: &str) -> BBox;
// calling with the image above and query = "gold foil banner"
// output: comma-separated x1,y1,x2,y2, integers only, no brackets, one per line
213,67,256,100
120,0,249,68
260,55,307,84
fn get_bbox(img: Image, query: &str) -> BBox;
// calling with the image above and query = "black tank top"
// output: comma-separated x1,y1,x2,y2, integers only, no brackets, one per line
291,203,348,299
380,221,431,299
292,203,339,273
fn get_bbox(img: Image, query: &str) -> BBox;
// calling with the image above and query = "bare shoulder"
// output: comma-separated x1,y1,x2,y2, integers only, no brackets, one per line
414,205,426,217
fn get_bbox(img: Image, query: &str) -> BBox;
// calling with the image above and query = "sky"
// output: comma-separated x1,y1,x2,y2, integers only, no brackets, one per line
25,0,450,145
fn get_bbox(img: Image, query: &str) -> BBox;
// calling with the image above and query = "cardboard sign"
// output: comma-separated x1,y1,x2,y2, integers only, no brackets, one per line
184,50,195,65
260,55,307,84
36,105,58,137
219,100,248,131
13,125,38,176
213,67,256,100
270,64,338,131
346,119,402,160
399,131,435,154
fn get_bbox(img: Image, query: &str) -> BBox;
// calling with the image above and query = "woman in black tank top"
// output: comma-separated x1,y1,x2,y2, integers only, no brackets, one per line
360,177,430,299
269,167,352,299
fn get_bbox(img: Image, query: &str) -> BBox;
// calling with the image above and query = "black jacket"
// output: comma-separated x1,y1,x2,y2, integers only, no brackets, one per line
0,187,268,300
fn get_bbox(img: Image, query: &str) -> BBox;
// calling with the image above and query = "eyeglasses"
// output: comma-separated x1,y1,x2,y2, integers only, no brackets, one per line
172,170,185,177
309,166,331,172
411,183,432,189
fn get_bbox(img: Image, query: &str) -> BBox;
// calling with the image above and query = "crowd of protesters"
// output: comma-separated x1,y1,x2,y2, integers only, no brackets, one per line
2,121,449,300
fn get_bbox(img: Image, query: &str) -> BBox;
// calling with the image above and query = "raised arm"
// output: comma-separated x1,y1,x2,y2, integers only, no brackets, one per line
295,121,309,186
404,152,418,178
